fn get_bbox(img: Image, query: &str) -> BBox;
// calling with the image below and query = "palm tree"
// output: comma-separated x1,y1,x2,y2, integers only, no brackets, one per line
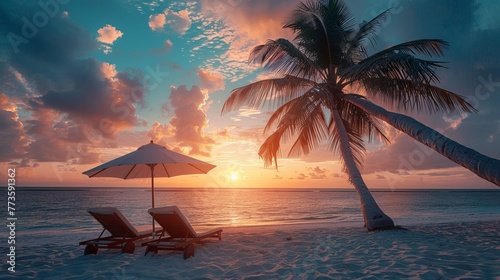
222,0,499,230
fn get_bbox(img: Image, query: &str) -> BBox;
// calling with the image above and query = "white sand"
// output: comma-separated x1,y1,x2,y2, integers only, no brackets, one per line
8,220,500,279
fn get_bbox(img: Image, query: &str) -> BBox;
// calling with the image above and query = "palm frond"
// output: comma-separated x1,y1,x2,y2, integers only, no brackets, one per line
258,127,285,169
287,105,328,158
387,39,449,57
285,93,329,157
344,8,392,63
221,75,315,114
360,39,449,60
337,98,390,144
291,83,389,144
250,39,324,80
259,88,329,168
264,97,302,133
284,0,323,33
263,84,330,132
284,0,355,69
356,77,477,114
343,52,446,86
354,9,391,46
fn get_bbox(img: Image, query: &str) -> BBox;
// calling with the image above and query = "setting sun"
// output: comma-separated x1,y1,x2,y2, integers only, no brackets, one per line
230,173,239,181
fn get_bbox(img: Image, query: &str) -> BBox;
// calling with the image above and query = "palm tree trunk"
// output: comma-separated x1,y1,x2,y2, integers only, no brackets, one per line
346,95,500,187
333,109,395,230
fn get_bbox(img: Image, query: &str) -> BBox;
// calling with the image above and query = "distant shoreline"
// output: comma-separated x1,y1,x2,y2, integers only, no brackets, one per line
14,186,500,192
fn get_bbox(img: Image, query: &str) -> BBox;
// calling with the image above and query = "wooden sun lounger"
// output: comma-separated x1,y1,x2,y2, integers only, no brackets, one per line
79,207,163,255
142,206,222,259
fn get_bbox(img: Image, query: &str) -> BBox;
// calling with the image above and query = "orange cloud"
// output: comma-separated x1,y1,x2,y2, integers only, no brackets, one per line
24,108,101,164
96,24,123,44
149,85,215,157
165,9,191,34
149,13,166,31
198,0,298,81
201,0,296,44
100,62,117,80
198,68,225,92
307,166,329,179
23,59,148,164
146,121,176,148
0,94,29,160
149,9,192,34
96,24,123,54
237,108,261,118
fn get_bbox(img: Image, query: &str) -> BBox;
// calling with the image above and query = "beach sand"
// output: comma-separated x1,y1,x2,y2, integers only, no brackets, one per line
9,220,500,279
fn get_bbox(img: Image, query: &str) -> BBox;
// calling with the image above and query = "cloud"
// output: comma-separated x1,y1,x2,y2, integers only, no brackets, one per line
38,58,146,135
198,68,224,92
165,9,191,34
297,173,307,180
0,3,98,63
100,62,118,80
23,108,100,163
196,0,299,82
149,13,166,31
0,94,29,161
169,85,215,156
149,85,215,157
149,9,192,34
97,24,123,44
0,3,147,164
96,24,123,53
238,108,262,118
24,58,148,164
362,133,455,175
152,39,173,55
306,166,329,179
201,0,296,44
417,171,459,177
146,121,178,151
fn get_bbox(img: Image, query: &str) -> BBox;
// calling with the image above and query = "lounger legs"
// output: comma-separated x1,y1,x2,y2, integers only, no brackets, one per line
122,241,136,254
84,244,98,255
183,244,195,259
144,245,158,255
144,244,196,259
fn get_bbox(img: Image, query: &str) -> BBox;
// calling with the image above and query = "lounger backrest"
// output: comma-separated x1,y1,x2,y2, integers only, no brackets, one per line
148,206,197,238
88,207,140,237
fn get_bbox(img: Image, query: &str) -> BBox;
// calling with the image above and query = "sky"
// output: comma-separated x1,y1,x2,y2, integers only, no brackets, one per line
0,0,499,189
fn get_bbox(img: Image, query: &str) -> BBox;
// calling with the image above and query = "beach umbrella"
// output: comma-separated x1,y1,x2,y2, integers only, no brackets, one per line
82,140,216,234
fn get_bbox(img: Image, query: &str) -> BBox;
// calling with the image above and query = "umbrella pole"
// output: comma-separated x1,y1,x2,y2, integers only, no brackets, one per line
150,164,156,238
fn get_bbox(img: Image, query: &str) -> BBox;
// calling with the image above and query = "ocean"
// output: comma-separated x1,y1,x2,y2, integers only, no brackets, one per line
2,187,500,279
7,187,500,247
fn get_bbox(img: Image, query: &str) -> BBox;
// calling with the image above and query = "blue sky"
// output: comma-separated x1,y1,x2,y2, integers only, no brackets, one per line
0,0,499,189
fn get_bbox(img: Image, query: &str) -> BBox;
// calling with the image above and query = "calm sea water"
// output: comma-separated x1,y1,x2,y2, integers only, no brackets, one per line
7,187,500,247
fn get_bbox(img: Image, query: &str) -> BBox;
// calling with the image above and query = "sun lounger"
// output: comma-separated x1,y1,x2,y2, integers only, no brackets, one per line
143,206,222,259
79,207,163,255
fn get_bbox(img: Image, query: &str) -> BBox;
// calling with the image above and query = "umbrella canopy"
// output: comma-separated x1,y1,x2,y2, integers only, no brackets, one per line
83,141,216,180
83,141,216,235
